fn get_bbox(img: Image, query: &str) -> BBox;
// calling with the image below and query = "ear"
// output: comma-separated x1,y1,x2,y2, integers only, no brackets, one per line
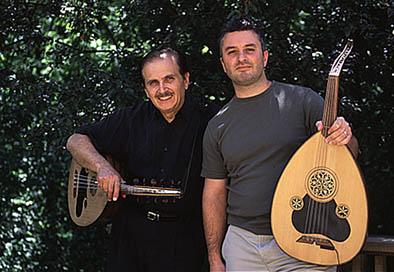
220,57,227,73
263,50,269,68
183,72,190,90
143,87,150,99
141,73,150,98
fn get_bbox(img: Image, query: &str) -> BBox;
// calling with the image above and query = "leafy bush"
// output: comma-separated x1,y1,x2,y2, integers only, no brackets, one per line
1,0,392,271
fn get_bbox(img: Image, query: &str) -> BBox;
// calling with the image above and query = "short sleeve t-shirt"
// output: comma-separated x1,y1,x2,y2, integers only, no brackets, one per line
201,81,324,234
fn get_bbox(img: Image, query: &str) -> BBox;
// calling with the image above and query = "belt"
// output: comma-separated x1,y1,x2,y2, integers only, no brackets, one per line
128,202,183,222
145,210,180,222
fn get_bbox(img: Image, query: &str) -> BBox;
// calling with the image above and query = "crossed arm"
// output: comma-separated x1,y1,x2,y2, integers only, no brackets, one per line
66,133,124,201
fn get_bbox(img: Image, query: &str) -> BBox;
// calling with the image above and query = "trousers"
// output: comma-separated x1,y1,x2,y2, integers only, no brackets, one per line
107,205,206,272
222,225,337,272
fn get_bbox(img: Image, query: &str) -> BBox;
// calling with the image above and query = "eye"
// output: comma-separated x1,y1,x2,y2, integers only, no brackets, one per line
165,76,175,82
246,48,255,52
149,81,159,88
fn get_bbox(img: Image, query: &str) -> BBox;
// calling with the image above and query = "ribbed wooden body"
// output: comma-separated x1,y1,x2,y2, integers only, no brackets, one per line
67,157,181,227
271,132,368,265
68,159,110,227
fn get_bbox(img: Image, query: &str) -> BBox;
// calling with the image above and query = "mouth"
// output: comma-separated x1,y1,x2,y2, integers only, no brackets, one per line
236,65,251,71
156,92,174,101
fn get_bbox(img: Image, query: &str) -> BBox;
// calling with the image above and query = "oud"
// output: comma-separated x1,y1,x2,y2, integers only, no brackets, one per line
271,40,368,266
68,156,182,227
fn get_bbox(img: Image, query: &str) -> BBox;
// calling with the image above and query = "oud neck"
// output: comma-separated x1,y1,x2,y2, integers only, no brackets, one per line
320,39,353,137
321,75,339,137
118,183,182,196
120,184,130,195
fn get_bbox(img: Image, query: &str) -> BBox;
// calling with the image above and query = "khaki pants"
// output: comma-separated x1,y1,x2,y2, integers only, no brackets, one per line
222,225,337,272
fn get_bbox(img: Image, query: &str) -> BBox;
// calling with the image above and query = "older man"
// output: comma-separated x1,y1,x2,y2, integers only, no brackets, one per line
67,48,219,272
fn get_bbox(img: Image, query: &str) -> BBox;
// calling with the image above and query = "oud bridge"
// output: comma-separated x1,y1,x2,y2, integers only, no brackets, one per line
297,235,335,251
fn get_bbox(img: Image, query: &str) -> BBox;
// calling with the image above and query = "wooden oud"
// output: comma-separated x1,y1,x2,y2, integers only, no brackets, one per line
68,157,182,226
271,40,368,266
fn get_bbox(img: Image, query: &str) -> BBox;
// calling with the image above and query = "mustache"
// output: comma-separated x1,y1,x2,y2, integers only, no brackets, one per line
156,91,173,98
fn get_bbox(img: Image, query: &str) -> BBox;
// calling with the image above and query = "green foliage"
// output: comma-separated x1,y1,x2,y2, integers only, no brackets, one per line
1,0,392,271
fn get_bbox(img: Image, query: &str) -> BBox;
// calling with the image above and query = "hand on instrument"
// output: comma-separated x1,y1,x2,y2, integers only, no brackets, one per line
316,116,352,146
97,164,126,201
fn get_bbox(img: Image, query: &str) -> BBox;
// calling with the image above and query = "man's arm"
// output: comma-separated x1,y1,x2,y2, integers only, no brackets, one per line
202,177,228,272
66,133,122,201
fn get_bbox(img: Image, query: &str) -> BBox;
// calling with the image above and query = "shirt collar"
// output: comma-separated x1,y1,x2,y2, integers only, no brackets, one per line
176,93,195,120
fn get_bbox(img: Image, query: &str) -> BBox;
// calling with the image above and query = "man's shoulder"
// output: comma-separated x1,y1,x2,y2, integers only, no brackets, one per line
273,80,314,94
272,80,321,101
106,100,153,122
272,81,324,115
205,98,236,128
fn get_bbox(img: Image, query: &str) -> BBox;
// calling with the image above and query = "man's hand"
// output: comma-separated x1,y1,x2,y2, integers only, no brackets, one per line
97,165,125,201
316,116,352,145
66,133,127,201
316,116,359,158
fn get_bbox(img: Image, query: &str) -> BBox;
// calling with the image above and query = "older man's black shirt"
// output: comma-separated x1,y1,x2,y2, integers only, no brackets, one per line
76,94,218,271
76,94,219,217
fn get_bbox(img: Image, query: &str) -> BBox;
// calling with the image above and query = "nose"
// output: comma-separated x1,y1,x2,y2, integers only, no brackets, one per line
158,82,167,92
238,51,247,63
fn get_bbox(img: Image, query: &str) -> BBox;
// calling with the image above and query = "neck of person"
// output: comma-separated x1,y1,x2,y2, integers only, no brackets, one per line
160,103,184,123
233,77,272,99
161,111,177,123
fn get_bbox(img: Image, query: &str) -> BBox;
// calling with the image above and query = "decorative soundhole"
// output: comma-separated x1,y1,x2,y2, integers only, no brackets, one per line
336,204,350,218
306,168,338,202
290,196,303,210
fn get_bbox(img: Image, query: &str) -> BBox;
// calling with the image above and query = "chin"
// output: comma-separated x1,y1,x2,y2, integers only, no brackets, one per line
157,104,176,113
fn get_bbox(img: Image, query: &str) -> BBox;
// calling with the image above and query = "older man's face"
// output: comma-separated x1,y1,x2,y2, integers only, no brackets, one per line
142,54,189,122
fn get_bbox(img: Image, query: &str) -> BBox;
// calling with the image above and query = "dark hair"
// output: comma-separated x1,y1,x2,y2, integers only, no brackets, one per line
141,48,189,85
218,17,266,56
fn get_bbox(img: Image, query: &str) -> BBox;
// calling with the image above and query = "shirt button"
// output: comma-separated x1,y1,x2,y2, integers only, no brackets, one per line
160,168,165,173
164,147,168,152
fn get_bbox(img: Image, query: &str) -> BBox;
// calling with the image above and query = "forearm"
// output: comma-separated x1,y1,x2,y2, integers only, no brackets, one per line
202,178,228,266
66,133,109,172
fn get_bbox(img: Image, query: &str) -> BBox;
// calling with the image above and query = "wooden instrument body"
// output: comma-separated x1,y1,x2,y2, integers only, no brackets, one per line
271,132,368,265
271,39,367,266
67,158,121,227
68,157,182,227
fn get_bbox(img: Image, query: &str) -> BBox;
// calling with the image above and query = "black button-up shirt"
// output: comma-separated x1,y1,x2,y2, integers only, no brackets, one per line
76,94,219,217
